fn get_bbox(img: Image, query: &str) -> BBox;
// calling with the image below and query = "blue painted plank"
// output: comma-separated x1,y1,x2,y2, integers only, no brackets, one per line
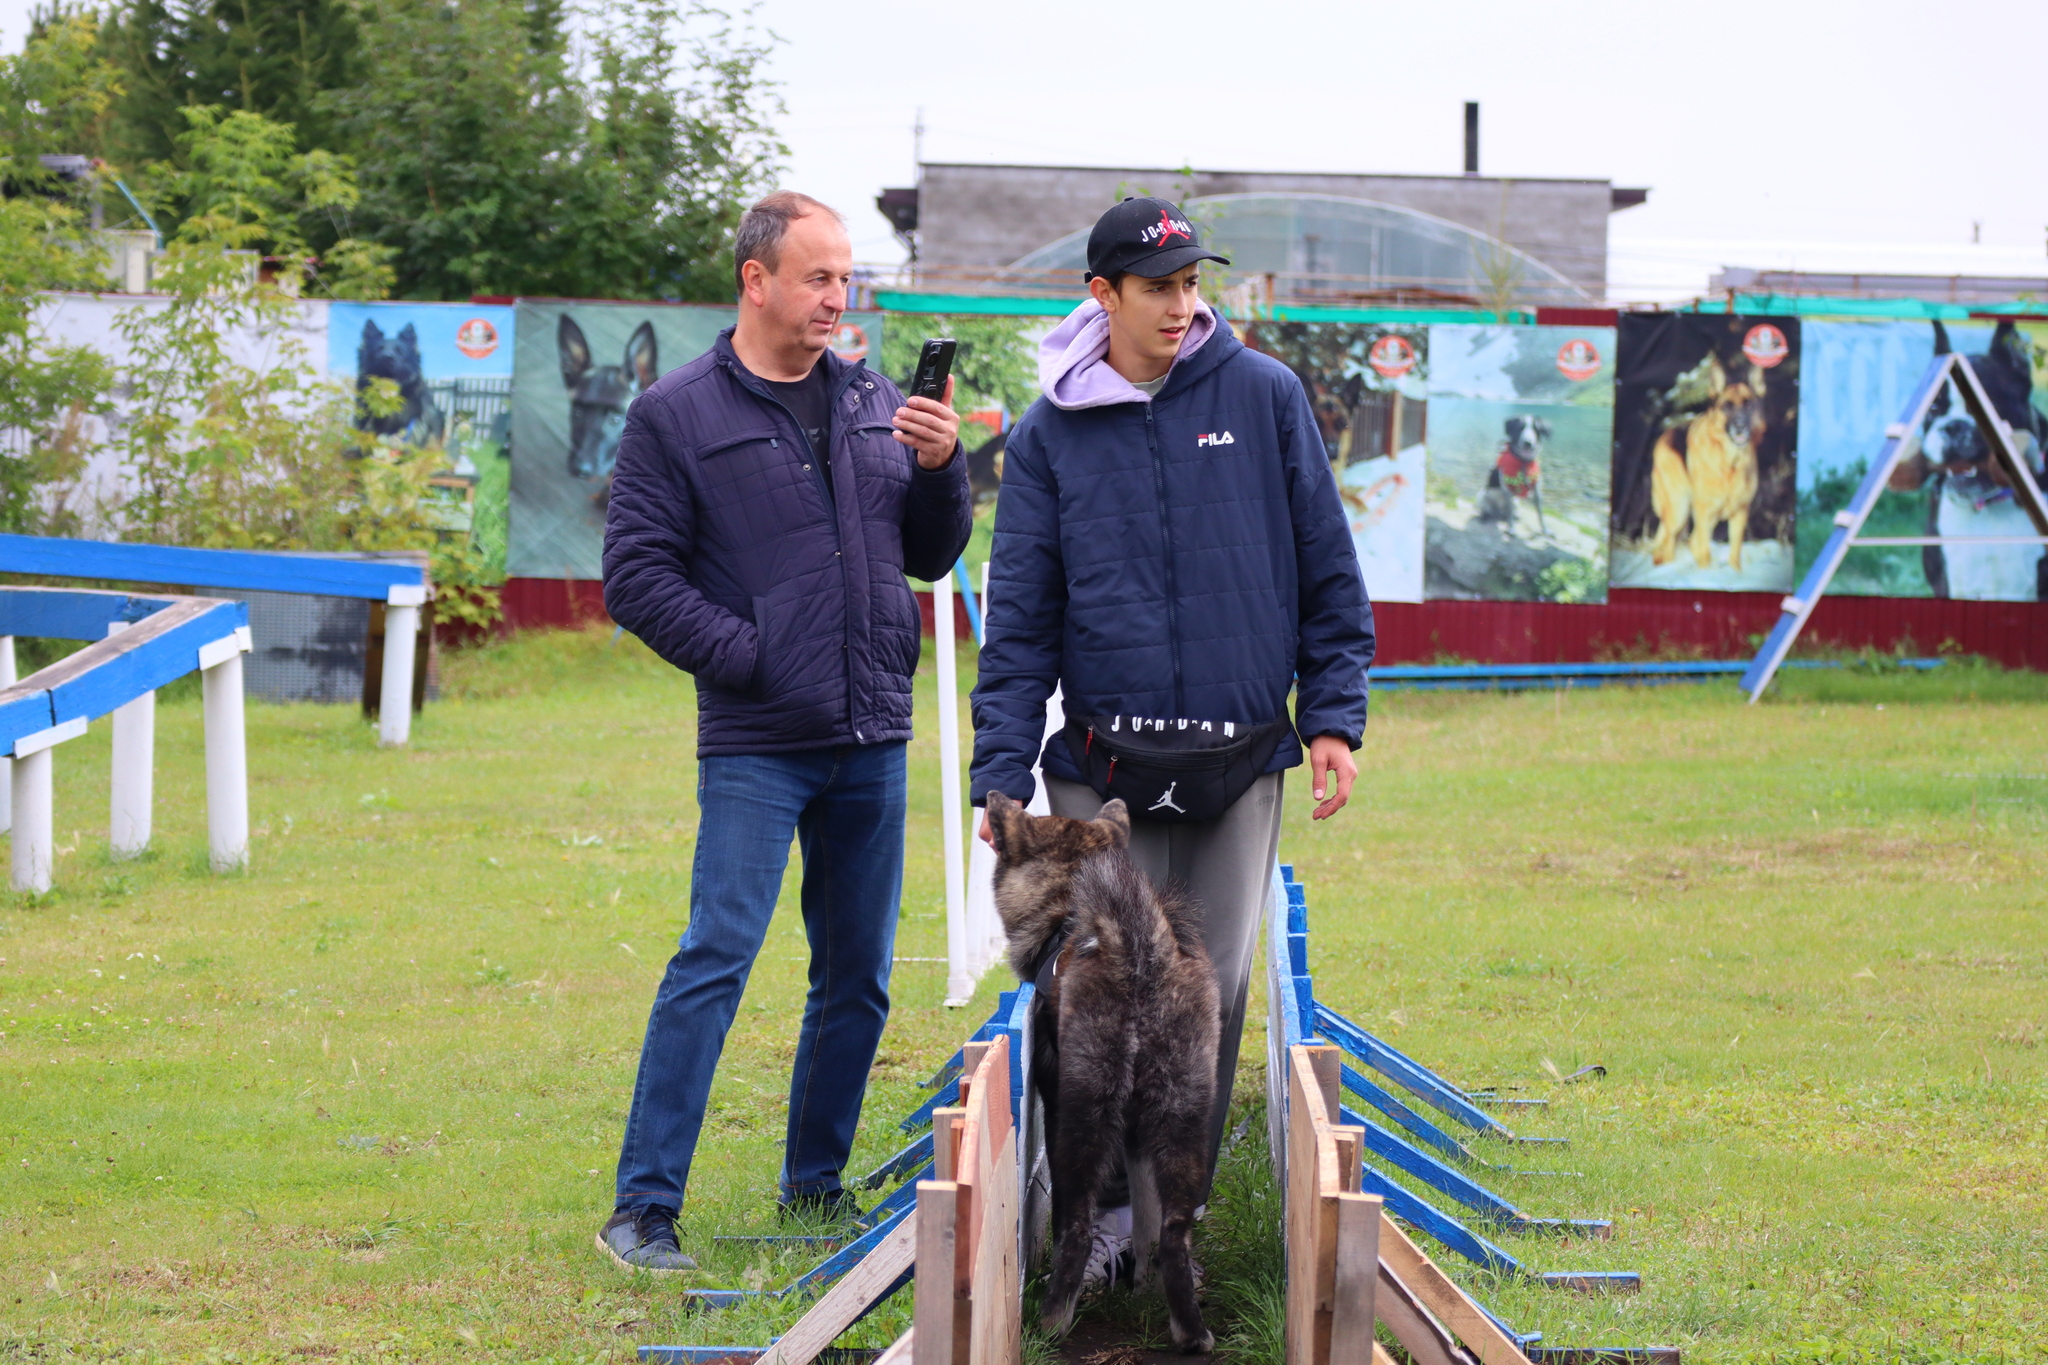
952,560,985,647
1355,1114,1523,1221
637,1346,765,1363
850,1162,930,1232
1341,1078,1472,1162
47,603,247,725
1742,354,1953,697
0,692,54,747
1315,1004,1506,1137
0,589,171,641
787,1202,912,1295
854,1132,933,1190
0,534,425,599
1354,1164,1520,1275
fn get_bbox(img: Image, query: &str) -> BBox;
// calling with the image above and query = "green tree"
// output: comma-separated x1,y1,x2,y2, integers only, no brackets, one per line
98,0,361,168
142,104,393,298
0,10,121,534
319,0,783,301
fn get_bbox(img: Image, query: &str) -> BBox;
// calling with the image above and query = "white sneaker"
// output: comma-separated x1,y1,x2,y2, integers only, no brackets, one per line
1080,1205,1133,1293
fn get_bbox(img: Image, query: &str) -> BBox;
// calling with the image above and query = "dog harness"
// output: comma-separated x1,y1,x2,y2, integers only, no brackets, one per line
1494,445,1540,499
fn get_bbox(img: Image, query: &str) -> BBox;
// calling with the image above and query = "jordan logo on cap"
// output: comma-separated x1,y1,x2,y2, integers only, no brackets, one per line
1148,210,1192,247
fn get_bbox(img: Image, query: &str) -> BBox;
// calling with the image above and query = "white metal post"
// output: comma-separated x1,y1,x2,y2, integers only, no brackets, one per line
936,568,972,1006
201,652,249,872
0,634,14,834
10,745,51,894
378,596,422,747
106,622,155,859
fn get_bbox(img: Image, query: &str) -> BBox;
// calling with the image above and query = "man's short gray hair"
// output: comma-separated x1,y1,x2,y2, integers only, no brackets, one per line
733,191,845,295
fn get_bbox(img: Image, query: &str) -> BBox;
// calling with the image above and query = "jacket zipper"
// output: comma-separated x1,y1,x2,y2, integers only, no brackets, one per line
730,354,866,737
1144,403,1185,714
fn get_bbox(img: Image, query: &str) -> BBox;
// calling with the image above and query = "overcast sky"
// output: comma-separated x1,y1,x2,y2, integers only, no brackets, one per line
10,0,2045,301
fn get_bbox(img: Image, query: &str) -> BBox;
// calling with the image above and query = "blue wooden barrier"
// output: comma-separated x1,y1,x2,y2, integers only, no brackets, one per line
0,534,431,747
1270,866,1658,1356
648,984,1036,1365
0,533,426,603
1374,657,1944,693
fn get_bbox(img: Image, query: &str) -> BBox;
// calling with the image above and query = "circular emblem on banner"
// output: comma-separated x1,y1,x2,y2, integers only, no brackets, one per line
1742,323,1789,368
1555,337,1602,382
830,323,869,360
1367,333,1415,378
454,318,499,360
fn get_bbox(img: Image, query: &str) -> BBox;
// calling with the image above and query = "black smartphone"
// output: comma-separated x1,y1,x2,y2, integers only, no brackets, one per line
910,338,956,401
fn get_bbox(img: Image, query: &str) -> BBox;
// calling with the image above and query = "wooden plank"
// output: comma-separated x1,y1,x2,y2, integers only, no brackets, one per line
1374,1261,1469,1365
1370,1345,1400,1365
875,1329,914,1365
931,1112,964,1182
968,1119,1018,1365
1378,1213,1530,1365
761,1213,918,1365
913,1181,963,1365
1328,1192,1382,1365
1285,1048,1319,1365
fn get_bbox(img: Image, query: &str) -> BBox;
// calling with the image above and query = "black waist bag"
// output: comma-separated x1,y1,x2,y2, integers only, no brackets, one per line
1062,714,1291,824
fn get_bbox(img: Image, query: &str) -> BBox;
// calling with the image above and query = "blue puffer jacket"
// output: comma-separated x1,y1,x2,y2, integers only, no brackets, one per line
604,330,972,756
969,305,1374,805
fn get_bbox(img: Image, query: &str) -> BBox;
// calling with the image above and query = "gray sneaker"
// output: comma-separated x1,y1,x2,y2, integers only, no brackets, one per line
596,1206,697,1273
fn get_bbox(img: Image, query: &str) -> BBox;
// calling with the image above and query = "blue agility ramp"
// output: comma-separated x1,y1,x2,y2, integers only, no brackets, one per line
0,534,431,746
0,586,252,889
1741,350,2048,701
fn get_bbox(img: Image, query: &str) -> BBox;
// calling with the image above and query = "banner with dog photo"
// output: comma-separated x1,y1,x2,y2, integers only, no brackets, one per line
327,301,518,574
1608,314,1800,592
1420,323,1615,603
1797,319,2048,601
506,302,885,580
1241,321,1429,603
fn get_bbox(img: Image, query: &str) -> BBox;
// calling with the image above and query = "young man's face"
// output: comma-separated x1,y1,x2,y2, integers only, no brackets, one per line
1092,263,1202,367
741,211,852,356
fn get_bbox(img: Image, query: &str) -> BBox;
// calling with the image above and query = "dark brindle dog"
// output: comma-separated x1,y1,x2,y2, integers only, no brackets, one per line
984,791,1219,1354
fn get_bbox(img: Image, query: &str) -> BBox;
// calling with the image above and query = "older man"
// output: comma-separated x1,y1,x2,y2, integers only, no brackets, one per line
598,191,970,1271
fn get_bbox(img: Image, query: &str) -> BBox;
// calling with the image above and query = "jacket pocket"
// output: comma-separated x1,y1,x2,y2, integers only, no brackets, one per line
750,594,784,696
884,579,922,677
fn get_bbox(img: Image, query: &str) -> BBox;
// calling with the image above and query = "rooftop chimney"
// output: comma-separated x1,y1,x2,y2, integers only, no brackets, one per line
1464,102,1479,176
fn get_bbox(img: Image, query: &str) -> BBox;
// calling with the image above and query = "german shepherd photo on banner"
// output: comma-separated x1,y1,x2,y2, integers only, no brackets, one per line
1609,313,1801,593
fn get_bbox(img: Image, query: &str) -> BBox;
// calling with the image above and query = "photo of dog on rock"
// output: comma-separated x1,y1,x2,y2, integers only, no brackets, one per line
1610,313,1801,592
1422,323,1614,603
983,791,1219,1354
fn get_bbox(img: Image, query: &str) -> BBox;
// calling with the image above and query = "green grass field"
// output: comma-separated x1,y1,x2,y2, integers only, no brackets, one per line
0,632,2043,1363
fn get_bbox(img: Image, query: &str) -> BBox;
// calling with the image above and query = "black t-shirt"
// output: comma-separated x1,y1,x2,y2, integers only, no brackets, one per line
763,363,835,497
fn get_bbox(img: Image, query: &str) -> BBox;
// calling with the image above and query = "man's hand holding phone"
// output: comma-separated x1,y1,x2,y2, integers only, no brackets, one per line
894,338,961,470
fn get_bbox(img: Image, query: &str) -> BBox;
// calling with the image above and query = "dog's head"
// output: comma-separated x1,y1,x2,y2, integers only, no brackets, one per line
1701,357,1765,449
1503,415,1550,460
560,316,659,481
984,792,1130,979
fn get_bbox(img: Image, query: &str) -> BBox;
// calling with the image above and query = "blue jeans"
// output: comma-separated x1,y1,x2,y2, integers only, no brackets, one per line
614,742,907,1214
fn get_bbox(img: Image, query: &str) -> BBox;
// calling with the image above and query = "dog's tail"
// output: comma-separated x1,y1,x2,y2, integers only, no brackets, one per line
1071,853,1206,970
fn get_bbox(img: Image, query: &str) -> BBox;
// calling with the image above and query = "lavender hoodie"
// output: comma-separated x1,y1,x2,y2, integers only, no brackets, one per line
1037,298,1218,410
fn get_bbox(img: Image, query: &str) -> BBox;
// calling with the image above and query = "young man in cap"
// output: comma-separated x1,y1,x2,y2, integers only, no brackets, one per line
970,197,1375,1286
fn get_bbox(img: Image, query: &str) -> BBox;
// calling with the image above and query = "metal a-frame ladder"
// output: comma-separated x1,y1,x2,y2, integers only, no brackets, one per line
1742,351,2048,701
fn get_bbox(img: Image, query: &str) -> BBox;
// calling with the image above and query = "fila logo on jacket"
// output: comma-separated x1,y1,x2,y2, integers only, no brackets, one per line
1195,431,1235,446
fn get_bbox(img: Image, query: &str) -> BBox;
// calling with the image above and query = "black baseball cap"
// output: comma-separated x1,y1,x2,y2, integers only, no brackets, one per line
1084,197,1230,282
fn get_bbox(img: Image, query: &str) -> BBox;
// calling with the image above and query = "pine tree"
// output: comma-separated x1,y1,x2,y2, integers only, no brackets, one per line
100,0,361,167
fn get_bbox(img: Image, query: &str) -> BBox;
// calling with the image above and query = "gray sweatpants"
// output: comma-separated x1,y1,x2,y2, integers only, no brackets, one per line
1044,772,1285,1197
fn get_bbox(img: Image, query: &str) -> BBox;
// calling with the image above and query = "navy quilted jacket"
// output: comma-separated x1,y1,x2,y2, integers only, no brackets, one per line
969,315,1374,805
603,330,972,756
